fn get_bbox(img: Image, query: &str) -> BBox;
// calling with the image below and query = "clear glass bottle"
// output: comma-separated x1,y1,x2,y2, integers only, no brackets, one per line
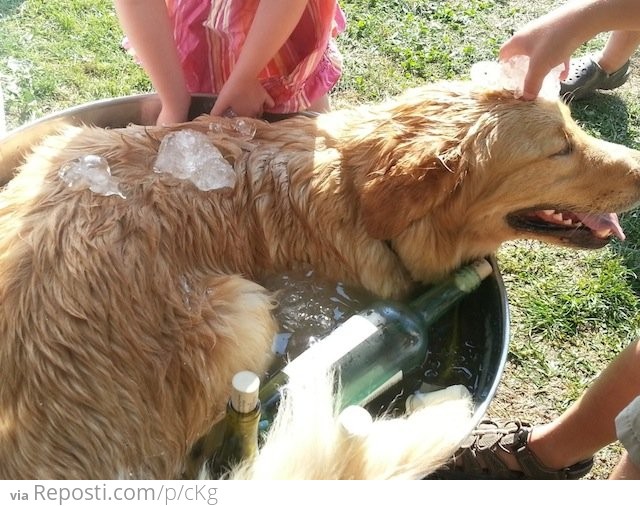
206,371,261,478
259,258,493,427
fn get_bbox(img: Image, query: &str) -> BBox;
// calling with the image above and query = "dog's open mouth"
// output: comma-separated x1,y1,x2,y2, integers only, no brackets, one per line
507,208,625,248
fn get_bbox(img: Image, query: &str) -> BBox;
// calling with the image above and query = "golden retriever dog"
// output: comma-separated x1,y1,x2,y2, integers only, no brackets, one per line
1,81,640,479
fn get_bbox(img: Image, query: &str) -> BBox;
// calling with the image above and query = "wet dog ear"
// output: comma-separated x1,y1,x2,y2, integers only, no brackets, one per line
358,150,463,240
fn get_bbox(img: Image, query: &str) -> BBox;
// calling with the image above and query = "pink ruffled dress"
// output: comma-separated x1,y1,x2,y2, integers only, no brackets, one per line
164,0,346,113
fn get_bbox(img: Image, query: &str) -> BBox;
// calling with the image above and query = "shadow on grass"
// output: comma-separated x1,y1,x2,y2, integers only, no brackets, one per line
0,1,24,17
568,92,640,149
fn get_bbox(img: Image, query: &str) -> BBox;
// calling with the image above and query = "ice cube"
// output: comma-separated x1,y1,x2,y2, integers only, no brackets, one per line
470,56,563,99
232,119,256,139
154,129,236,191
58,154,125,198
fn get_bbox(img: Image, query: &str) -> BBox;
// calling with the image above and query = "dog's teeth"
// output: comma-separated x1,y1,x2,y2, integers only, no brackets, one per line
541,210,555,216
553,213,564,221
563,219,573,225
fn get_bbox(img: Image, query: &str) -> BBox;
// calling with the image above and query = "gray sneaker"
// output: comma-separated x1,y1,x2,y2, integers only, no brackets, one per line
560,55,631,100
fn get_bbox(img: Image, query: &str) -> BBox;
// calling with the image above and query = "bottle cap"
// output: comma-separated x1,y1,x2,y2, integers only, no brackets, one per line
470,258,493,280
337,405,373,440
230,371,260,414
454,258,493,292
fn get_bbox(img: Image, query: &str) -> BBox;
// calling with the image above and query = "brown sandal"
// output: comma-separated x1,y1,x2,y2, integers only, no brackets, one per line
436,420,594,479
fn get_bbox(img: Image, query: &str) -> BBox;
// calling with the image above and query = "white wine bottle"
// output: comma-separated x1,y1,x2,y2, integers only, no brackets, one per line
259,258,493,427
207,371,261,477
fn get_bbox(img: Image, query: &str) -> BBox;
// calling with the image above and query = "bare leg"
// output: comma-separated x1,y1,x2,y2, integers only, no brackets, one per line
489,339,640,473
528,339,640,469
609,451,640,480
597,31,640,74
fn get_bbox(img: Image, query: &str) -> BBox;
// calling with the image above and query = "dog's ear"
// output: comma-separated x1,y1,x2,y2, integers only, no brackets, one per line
358,146,464,240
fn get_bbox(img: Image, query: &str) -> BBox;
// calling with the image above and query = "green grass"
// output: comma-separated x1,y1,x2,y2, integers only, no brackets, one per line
2,0,640,478
334,0,506,103
0,0,148,126
499,242,638,389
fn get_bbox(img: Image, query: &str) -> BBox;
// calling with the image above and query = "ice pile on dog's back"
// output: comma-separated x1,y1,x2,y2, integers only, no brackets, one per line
153,129,237,191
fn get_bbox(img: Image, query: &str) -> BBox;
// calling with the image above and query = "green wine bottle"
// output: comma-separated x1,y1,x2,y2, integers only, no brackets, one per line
259,258,493,427
207,371,261,478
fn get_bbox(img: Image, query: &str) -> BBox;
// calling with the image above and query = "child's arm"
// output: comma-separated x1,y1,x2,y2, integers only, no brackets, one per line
115,0,191,124
210,0,310,117
499,0,640,99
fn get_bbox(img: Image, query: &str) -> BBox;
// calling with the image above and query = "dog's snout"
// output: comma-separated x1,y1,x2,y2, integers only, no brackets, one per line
593,139,640,177
628,146,640,169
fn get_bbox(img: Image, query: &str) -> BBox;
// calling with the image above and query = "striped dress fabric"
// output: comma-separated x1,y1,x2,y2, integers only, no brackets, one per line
166,0,345,113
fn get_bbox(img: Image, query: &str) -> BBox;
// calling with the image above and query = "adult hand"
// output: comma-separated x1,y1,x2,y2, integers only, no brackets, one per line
210,74,275,118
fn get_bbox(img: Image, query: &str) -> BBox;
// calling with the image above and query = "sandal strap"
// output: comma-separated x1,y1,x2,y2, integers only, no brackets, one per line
444,420,594,480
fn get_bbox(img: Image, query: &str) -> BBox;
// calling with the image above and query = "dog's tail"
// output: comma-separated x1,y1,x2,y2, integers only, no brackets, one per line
222,365,474,480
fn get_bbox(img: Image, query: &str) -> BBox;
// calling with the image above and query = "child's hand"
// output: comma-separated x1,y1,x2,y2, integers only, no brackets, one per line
211,74,275,118
498,3,593,100
499,24,571,100
156,106,189,126
155,91,191,126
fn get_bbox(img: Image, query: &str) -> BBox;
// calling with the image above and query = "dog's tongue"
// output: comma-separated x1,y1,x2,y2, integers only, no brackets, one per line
576,212,625,241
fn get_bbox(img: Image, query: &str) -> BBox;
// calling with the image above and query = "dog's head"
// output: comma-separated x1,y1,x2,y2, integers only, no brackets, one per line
332,82,640,279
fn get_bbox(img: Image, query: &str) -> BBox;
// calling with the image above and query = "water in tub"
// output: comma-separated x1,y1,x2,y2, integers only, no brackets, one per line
261,269,485,414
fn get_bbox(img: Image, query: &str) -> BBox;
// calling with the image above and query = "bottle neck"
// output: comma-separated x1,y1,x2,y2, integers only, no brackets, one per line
409,263,485,326
224,398,262,436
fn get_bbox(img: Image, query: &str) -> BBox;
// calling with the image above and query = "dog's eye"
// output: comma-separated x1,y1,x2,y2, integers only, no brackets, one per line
551,142,572,157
